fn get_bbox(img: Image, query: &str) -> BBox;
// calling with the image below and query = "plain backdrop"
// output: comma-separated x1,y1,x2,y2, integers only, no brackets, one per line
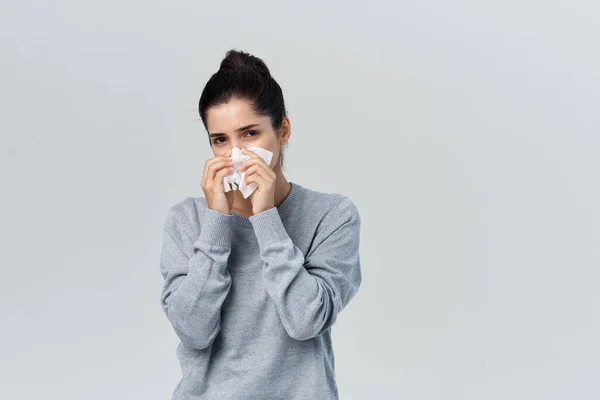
1,1,598,399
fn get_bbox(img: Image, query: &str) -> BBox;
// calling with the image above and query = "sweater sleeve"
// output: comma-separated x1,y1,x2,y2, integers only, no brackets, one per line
159,204,234,349
248,197,362,341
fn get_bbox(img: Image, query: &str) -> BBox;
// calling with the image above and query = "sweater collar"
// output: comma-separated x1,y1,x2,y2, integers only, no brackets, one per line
230,181,302,228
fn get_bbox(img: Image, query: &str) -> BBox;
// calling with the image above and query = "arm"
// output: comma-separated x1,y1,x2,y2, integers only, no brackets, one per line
159,205,233,349
248,197,362,341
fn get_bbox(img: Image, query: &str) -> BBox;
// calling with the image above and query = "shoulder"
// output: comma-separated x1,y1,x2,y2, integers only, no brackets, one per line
163,196,209,239
297,186,361,258
298,184,360,227
304,184,360,218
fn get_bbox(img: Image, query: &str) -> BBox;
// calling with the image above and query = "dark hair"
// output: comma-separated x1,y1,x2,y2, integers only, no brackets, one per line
198,49,288,169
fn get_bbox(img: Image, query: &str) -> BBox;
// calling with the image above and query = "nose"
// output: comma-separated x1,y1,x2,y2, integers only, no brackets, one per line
222,143,246,157
230,140,247,151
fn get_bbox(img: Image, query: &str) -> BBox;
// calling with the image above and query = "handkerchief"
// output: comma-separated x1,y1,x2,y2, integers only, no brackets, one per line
223,147,274,199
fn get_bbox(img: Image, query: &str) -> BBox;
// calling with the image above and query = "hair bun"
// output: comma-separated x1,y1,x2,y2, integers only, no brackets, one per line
219,49,271,79
249,60,271,79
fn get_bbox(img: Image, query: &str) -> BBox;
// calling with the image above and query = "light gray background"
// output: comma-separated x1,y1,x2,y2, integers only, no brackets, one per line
1,1,598,399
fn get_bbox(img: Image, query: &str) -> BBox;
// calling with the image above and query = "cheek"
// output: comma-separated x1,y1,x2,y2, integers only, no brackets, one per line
253,138,277,152
268,150,281,168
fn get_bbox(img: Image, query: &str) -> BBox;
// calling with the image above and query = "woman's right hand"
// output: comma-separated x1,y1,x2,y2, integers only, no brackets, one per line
201,150,235,215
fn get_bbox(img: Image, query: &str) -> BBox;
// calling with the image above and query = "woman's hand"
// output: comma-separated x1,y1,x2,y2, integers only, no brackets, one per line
239,148,276,215
201,149,235,215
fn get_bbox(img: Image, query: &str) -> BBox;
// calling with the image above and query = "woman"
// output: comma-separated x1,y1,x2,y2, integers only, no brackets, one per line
159,49,362,400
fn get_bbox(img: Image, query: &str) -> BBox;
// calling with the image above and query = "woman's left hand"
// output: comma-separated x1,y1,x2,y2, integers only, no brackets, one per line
239,148,276,215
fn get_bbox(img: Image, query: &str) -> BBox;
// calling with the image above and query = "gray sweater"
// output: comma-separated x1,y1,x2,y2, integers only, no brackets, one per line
159,181,362,399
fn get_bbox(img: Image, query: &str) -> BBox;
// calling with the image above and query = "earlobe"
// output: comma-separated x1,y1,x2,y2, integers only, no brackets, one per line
280,129,291,145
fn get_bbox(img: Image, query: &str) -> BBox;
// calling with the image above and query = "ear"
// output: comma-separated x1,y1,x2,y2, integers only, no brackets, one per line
280,117,291,145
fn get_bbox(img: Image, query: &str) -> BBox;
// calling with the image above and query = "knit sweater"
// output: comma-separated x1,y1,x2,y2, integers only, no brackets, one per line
159,181,362,400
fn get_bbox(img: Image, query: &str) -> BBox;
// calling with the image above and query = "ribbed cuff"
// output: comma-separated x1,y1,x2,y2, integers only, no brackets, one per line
249,207,290,248
195,207,233,248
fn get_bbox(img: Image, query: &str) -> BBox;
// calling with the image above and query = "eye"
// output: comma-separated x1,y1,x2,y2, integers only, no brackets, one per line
212,130,258,145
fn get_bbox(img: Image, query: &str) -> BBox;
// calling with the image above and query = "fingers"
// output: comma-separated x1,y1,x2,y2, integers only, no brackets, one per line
215,163,234,185
240,148,256,156
239,157,270,172
210,164,234,193
240,161,275,179
244,167,270,187
243,164,275,185
203,157,233,188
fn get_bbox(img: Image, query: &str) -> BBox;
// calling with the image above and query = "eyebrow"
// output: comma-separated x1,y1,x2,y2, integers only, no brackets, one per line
209,124,260,137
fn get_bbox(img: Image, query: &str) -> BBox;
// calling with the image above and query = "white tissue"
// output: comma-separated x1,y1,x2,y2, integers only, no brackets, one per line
223,147,274,199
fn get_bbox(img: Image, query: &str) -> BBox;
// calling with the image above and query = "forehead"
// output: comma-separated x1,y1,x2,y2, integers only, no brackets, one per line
206,98,269,133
